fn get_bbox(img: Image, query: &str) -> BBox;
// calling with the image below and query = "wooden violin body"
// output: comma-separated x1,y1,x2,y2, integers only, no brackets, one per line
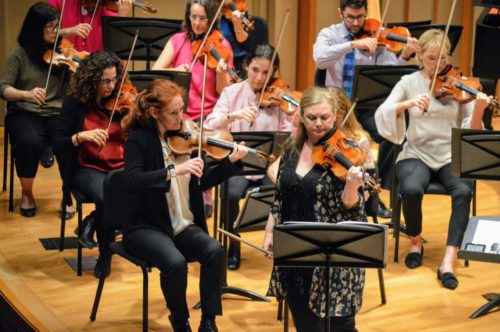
223,0,254,32
256,78,301,114
104,79,138,114
43,39,89,72
358,18,410,54
80,0,157,15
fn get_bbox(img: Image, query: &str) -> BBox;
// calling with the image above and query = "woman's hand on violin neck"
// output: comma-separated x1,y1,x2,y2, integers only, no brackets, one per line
215,58,228,74
65,23,92,39
24,87,46,105
400,37,418,60
176,157,204,178
117,0,133,16
345,166,364,190
351,37,377,54
80,129,109,147
228,141,248,163
231,9,244,24
473,92,491,115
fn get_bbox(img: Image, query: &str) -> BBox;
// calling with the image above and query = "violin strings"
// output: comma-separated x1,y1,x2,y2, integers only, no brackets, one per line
325,145,377,189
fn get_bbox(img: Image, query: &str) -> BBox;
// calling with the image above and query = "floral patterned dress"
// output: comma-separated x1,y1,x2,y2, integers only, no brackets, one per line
268,148,367,318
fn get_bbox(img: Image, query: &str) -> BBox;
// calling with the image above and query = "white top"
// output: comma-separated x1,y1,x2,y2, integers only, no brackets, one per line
313,22,408,87
375,70,477,171
160,138,194,236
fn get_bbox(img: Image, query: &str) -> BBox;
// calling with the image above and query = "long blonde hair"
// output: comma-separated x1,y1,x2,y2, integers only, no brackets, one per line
286,87,337,152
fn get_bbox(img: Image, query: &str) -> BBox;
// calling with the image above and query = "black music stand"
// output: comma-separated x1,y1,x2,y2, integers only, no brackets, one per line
273,221,388,332
128,70,192,113
233,184,275,233
102,17,182,69
452,128,500,318
214,131,290,305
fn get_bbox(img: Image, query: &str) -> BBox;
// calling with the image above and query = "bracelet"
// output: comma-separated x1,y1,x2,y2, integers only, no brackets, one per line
76,132,81,144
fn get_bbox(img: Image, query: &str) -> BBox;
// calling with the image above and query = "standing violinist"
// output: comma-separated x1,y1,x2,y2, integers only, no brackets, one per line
375,29,490,290
48,0,133,52
53,51,127,278
120,79,247,332
313,0,419,218
0,2,73,218
262,87,366,332
204,44,294,270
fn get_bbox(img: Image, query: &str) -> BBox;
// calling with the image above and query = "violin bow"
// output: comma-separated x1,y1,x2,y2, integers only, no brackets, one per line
218,228,273,256
104,29,139,133
339,98,358,129
374,0,391,41
198,54,209,161
84,0,102,46
44,0,67,93
255,8,291,110
189,0,225,71
428,0,458,112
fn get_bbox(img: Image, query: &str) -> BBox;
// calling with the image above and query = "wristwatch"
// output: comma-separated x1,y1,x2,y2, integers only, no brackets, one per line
167,164,176,178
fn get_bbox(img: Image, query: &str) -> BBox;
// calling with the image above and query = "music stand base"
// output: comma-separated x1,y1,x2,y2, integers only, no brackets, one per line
469,293,500,319
192,285,270,309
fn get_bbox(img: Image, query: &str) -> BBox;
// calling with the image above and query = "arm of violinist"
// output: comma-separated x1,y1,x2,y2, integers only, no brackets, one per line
152,41,189,71
215,59,232,94
59,24,92,39
231,10,249,43
3,87,46,105
204,87,231,130
262,212,275,258
313,27,356,69
469,92,489,130
342,166,364,209
266,156,281,184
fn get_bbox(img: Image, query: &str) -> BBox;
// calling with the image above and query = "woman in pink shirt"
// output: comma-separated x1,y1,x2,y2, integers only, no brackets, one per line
153,0,233,121
205,44,294,270
48,0,132,52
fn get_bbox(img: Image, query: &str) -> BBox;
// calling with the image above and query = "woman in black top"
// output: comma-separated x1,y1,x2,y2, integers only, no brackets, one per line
121,79,247,332
263,87,366,332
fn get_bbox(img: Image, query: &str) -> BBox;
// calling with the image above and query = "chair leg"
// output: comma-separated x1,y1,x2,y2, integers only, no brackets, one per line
142,266,149,332
2,128,7,192
283,298,288,332
393,193,402,263
59,196,67,251
90,266,108,321
9,145,14,213
377,269,387,304
472,181,477,217
77,203,83,276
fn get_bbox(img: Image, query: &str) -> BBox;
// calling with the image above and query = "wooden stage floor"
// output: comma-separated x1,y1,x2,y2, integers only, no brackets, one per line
0,126,499,331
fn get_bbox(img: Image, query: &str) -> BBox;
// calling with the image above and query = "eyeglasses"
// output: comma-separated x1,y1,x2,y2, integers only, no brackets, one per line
100,77,118,86
44,23,59,33
189,14,208,23
342,14,366,23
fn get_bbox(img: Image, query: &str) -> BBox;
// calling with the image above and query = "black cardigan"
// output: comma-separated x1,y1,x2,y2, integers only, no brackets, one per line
123,126,243,237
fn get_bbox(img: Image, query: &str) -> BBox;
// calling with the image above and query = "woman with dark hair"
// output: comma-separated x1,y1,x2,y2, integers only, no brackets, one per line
121,79,247,332
204,44,294,270
262,87,366,332
0,2,73,217
53,50,126,278
153,0,233,120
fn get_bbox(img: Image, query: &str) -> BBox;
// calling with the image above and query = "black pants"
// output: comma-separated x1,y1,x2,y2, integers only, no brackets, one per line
71,167,109,255
286,293,357,332
6,112,58,178
123,225,225,321
397,159,473,246
221,175,273,233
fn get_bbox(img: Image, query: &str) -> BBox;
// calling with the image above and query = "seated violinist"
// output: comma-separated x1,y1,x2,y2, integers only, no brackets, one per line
120,79,247,332
0,2,73,218
54,51,128,278
375,29,490,289
204,44,294,270
48,0,133,52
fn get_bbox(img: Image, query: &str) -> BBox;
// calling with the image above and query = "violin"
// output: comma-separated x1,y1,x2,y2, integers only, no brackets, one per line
433,65,500,115
104,79,138,114
166,119,275,162
223,0,254,32
80,0,157,15
256,78,302,115
43,39,89,72
312,128,380,191
191,30,241,82
357,18,410,54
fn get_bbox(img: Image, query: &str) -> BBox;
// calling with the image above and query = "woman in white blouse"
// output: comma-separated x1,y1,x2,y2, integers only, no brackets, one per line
375,29,489,290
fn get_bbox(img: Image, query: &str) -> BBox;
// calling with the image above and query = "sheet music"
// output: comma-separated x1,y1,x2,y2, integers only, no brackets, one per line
472,219,500,254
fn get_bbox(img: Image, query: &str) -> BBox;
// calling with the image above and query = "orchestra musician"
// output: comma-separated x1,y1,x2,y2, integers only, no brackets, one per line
48,0,133,52
204,44,294,270
0,2,73,218
120,79,248,332
263,87,366,332
53,51,127,278
313,0,419,218
375,29,490,289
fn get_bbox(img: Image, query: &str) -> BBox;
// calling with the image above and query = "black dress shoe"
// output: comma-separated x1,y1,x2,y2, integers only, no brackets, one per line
405,246,424,269
40,146,55,168
79,211,97,249
377,202,392,218
93,255,111,279
437,268,458,290
227,241,240,271
20,206,37,217
198,316,218,332
168,315,192,332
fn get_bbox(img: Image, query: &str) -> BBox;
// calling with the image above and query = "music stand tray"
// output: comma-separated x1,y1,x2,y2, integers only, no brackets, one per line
102,16,182,69
273,221,387,332
233,185,275,232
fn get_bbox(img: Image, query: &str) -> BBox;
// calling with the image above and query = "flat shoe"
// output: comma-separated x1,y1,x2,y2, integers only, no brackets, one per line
20,206,37,217
404,246,424,269
437,269,458,290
